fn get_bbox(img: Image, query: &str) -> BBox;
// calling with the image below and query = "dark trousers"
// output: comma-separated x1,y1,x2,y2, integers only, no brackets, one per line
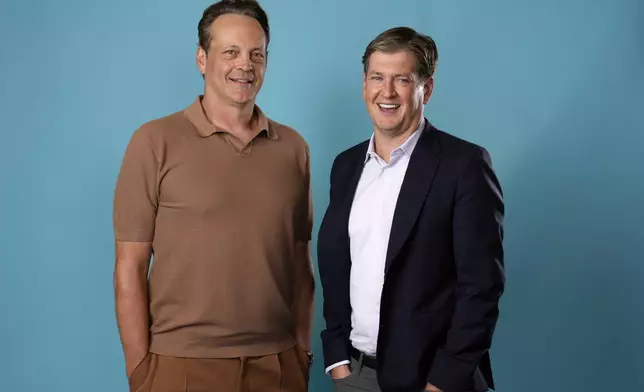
332,355,381,392
332,352,487,392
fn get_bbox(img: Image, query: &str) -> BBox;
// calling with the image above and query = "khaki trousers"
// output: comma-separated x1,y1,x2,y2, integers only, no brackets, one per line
129,345,309,392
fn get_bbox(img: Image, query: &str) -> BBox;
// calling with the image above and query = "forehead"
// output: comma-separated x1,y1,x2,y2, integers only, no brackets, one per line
367,50,417,74
209,13,266,48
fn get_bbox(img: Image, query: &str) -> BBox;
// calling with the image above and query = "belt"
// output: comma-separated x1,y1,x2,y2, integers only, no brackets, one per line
349,346,378,369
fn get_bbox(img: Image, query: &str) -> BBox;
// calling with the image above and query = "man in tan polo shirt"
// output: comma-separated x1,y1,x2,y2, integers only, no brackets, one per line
112,1,314,391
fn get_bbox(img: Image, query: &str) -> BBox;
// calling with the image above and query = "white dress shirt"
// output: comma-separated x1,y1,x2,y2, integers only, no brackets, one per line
326,119,425,374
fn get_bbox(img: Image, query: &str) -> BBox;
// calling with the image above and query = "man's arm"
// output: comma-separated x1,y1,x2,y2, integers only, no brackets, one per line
291,145,315,352
327,361,352,379
112,127,159,379
427,147,505,392
292,241,315,351
322,153,354,380
114,241,152,379
318,153,353,377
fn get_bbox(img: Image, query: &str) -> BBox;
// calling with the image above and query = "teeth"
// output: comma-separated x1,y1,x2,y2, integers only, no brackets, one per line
379,104,399,109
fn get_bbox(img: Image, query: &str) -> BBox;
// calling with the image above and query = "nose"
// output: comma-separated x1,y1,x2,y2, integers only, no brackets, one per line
382,79,396,98
235,54,253,72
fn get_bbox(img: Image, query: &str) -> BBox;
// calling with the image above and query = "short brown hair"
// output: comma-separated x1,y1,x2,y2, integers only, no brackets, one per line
198,0,270,53
362,27,438,82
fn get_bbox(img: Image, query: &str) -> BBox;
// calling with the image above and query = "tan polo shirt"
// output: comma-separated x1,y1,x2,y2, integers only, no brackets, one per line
113,96,312,358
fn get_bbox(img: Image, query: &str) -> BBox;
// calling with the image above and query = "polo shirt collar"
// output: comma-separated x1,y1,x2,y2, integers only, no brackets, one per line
183,96,277,140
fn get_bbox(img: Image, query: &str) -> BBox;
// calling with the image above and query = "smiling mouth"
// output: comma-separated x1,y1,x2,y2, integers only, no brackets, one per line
377,103,400,113
229,78,254,87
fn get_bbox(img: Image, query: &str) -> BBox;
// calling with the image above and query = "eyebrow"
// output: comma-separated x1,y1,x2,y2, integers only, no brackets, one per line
222,45,265,51
369,71,413,78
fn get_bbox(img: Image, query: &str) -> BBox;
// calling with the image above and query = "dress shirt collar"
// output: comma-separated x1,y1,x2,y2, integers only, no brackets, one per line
365,117,426,164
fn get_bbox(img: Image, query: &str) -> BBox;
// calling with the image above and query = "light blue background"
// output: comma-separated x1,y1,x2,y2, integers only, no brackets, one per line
1,0,643,391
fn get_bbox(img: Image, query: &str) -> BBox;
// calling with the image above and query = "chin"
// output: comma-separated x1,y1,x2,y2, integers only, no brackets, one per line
374,118,402,132
229,92,256,105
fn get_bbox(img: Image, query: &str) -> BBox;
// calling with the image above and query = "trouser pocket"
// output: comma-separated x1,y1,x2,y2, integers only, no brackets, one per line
128,352,152,392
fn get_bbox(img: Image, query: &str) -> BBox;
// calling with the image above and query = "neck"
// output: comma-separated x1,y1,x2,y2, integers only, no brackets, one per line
373,116,423,163
201,92,256,135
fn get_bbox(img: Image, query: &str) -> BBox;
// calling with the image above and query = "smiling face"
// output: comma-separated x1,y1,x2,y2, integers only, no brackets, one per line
197,13,267,107
363,50,433,136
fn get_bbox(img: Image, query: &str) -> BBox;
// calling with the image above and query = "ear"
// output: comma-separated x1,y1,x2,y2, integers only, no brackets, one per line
196,46,207,76
423,76,434,104
362,73,368,101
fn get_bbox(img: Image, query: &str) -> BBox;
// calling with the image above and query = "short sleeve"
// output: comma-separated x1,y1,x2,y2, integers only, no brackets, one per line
113,129,159,242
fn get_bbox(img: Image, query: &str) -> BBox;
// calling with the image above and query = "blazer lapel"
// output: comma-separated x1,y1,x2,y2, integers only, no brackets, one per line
337,142,369,242
384,120,441,276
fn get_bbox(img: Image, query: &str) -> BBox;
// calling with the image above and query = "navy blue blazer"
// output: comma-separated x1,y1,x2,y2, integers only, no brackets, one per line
317,119,505,392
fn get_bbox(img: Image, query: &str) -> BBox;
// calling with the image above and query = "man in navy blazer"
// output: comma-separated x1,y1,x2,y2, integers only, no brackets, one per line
317,27,505,392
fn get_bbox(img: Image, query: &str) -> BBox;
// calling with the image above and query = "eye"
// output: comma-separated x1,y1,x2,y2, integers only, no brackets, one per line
370,75,383,81
223,49,236,56
397,78,410,84
252,52,265,61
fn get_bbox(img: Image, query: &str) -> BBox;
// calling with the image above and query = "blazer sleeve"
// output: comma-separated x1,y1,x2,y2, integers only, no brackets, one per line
318,154,353,369
427,147,505,392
